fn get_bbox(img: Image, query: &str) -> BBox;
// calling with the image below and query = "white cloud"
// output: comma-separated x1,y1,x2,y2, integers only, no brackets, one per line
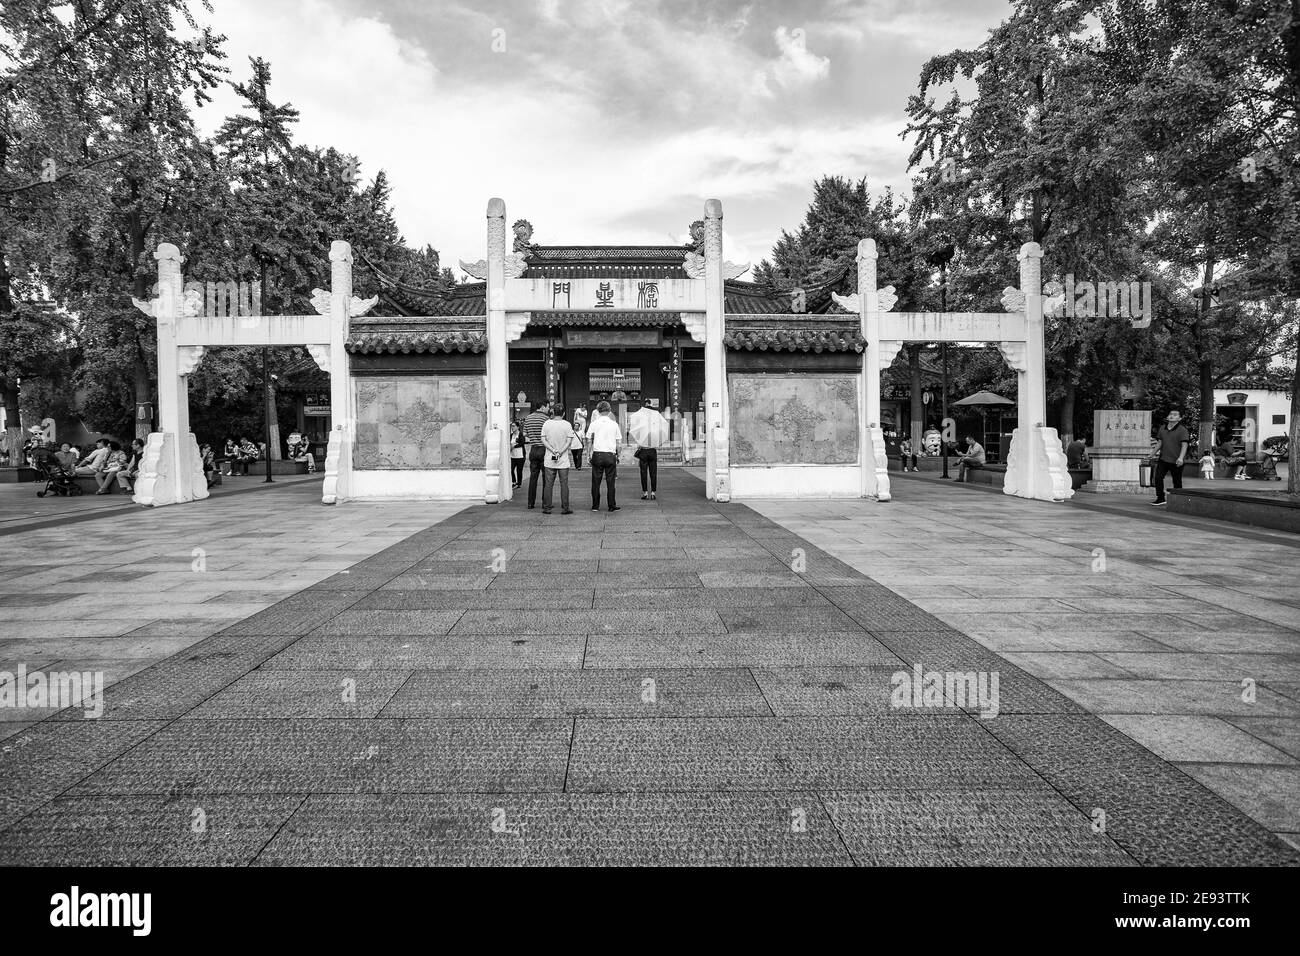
191,0,934,274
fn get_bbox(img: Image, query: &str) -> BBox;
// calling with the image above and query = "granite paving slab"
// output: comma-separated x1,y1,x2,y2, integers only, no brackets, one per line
582,632,903,669
450,609,726,635
821,789,1134,866
0,794,307,865
351,589,595,611
71,718,571,795
264,635,587,670
253,792,852,866
566,716,1040,792
309,609,465,637
379,668,770,718
184,669,414,718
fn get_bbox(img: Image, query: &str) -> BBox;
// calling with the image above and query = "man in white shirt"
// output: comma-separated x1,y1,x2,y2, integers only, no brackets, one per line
539,404,575,515
586,400,623,512
74,439,110,477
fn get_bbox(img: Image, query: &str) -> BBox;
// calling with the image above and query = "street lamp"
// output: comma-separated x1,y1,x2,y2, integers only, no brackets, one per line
262,349,274,484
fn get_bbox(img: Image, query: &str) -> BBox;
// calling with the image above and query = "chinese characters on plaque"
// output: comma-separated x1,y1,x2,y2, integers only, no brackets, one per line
637,281,659,309
552,282,571,309
1093,409,1152,454
594,281,614,309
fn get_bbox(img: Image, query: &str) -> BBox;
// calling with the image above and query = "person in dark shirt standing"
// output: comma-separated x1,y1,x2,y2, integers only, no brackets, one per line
523,402,551,509
1150,408,1190,506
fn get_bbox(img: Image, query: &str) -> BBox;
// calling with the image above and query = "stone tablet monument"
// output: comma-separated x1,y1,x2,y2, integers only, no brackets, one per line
1087,409,1152,493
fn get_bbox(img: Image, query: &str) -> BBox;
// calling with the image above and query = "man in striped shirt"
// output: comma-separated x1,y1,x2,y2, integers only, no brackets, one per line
523,402,551,509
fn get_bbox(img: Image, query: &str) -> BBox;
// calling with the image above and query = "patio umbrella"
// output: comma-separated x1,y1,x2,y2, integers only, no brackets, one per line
952,391,1014,453
952,390,1014,408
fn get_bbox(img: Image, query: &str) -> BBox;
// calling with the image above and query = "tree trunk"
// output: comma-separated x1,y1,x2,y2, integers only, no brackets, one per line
1197,249,1216,453
2,382,21,470
907,344,924,453
1198,359,1215,454
1289,344,1299,496
265,378,281,460
1060,379,1076,448
130,181,153,440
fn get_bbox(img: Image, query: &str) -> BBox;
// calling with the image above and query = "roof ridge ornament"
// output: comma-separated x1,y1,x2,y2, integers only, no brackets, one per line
832,284,896,313
683,251,749,280
310,289,380,317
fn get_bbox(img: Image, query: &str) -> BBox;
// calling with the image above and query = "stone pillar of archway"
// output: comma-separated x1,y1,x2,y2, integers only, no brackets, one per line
703,198,729,501
133,243,208,507
321,240,354,505
1003,242,1072,501
857,239,891,501
484,199,511,504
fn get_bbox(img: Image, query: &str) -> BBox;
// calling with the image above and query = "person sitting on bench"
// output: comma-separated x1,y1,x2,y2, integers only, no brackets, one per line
954,435,986,483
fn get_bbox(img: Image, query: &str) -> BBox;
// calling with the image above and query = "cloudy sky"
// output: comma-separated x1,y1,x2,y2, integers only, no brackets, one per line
195,0,1010,275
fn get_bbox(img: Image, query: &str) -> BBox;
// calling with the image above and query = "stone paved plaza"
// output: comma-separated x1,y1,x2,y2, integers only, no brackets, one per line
1,470,1298,866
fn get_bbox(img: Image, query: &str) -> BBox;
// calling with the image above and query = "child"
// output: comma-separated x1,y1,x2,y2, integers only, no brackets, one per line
1199,452,1216,480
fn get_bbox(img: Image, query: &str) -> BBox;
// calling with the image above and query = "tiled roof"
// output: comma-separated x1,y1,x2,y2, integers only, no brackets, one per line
363,252,855,319
724,318,865,353
528,246,690,261
346,317,488,354
1220,373,1291,392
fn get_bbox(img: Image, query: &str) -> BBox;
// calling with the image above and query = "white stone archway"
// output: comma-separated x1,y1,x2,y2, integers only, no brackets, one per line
851,238,1071,502
132,241,361,507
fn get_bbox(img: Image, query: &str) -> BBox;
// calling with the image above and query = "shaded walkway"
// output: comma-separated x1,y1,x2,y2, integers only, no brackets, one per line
1,470,1296,865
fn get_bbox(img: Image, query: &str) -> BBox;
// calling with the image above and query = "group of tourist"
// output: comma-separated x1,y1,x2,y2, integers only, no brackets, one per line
34,437,146,494
509,400,663,515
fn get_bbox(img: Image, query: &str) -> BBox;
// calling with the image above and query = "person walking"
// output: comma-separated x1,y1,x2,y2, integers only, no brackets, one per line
587,400,623,512
540,404,575,515
508,420,525,488
1149,408,1190,506
523,401,550,509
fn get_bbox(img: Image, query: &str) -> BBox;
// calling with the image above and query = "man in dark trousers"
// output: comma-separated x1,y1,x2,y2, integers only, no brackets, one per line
523,401,551,509
1150,407,1190,506
586,400,623,512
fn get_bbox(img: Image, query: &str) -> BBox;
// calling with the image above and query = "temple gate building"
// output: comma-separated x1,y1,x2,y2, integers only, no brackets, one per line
134,197,1070,508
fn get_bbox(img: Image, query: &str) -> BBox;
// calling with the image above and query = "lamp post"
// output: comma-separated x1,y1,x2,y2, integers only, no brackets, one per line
940,261,950,480
262,347,273,484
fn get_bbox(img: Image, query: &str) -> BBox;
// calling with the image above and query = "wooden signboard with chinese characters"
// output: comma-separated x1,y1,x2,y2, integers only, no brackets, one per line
563,329,662,349
1093,409,1151,454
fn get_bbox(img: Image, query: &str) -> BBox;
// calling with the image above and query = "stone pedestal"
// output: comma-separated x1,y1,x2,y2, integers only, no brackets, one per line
1084,452,1146,494
1087,409,1152,494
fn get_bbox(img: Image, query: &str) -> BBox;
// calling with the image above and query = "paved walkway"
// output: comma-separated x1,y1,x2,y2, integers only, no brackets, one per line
749,473,1300,850
0,470,1297,865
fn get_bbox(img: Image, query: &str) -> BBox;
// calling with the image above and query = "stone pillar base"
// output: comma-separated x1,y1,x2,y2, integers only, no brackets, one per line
133,432,209,507
1003,426,1073,501
863,426,891,501
1081,480,1145,494
322,427,349,505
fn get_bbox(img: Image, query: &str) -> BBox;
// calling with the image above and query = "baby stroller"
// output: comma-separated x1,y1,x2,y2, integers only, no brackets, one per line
36,460,82,497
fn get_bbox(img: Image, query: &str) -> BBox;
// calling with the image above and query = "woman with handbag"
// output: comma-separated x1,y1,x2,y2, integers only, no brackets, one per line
508,420,526,488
